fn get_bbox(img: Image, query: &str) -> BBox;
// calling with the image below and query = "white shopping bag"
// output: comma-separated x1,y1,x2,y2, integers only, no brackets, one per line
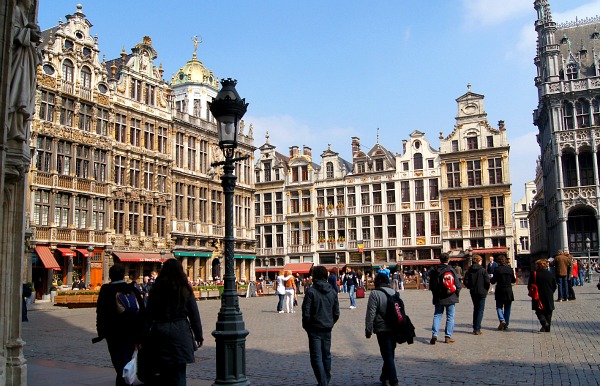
122,348,144,385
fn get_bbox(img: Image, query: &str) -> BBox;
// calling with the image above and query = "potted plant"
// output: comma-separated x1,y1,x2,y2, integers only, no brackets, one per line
337,203,344,208
327,204,334,210
318,237,326,243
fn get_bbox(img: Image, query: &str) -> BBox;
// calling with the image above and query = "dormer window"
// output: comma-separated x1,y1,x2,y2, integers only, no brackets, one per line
451,140,459,152
64,39,74,50
326,162,334,178
264,162,272,182
566,63,578,80
357,162,365,173
413,153,423,170
467,137,478,150
375,159,384,171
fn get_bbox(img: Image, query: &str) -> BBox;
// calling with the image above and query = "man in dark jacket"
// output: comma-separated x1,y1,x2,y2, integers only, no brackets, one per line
343,266,359,309
429,253,461,344
96,264,145,386
491,255,516,330
302,265,340,386
463,254,490,335
327,269,339,294
365,273,399,386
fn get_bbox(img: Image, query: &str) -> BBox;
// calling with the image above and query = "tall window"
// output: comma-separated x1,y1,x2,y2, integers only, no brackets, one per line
361,185,370,206
130,118,141,147
36,136,52,172
114,199,125,234
374,215,383,239
579,152,594,186
415,212,425,237
276,192,283,215
447,162,460,188
290,191,299,213
488,157,503,184
199,140,208,173
490,196,505,227
92,199,105,230
96,108,109,136
302,221,312,244
56,141,71,176
263,193,272,216
326,162,334,179
78,103,92,131
563,101,574,130
158,126,168,154
429,179,439,200
175,133,184,168
129,201,139,235
187,186,196,222
487,136,494,148
562,152,577,187
290,222,300,244
143,162,154,190
469,197,484,228
387,214,397,238
114,156,126,185
80,66,92,89
144,123,155,150
301,166,309,181
54,193,70,227
413,153,423,170
375,158,384,171
33,190,50,226
449,199,462,230
115,114,127,142
144,84,155,105
372,184,382,205
386,182,395,204
188,136,196,170
347,187,356,207
211,190,222,224
401,181,410,202
467,160,481,186
175,183,184,219
451,140,459,152
39,91,55,122
414,180,424,201
566,63,578,80
362,216,371,240
157,165,167,193
60,98,75,127
302,190,311,212
143,203,152,235
130,159,140,188
430,212,440,235
131,79,142,101
75,145,90,178
576,99,590,128
93,150,106,182
401,214,411,237
593,97,600,126
74,196,88,229
264,162,272,182
62,59,74,83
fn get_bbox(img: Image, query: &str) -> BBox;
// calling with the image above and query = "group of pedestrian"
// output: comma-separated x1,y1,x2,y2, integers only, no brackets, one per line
95,260,203,386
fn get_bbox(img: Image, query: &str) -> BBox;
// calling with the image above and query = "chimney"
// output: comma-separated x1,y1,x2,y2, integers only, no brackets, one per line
289,146,300,158
303,145,312,159
352,137,360,154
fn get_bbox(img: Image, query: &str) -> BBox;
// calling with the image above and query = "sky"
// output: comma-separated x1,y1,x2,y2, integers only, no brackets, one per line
37,0,600,204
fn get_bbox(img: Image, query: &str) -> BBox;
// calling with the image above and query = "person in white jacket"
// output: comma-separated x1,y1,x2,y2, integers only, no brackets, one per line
275,271,287,313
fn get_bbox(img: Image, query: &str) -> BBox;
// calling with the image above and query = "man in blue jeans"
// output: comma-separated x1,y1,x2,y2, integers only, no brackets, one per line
302,265,340,386
429,253,461,344
343,266,359,309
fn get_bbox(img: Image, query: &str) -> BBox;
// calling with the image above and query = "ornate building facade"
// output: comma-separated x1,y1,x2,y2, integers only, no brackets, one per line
533,0,600,257
439,86,514,260
26,5,256,294
513,181,536,266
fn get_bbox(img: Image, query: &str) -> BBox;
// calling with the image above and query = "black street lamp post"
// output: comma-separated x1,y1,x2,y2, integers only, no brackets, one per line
209,78,250,386
87,245,94,286
264,257,269,283
586,238,592,283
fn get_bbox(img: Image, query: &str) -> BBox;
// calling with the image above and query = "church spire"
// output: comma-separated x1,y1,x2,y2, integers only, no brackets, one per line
534,0,560,83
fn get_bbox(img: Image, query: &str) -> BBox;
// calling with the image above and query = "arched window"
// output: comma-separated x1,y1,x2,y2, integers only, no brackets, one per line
579,151,594,186
413,153,423,170
62,59,74,83
80,66,92,88
562,152,577,187
575,98,590,128
563,101,574,130
566,63,578,80
326,162,334,179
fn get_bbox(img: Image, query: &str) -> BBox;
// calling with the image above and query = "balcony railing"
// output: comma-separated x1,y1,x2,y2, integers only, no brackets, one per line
402,237,411,246
415,202,424,210
387,203,396,212
361,205,371,214
373,204,382,213
431,236,441,244
469,229,484,238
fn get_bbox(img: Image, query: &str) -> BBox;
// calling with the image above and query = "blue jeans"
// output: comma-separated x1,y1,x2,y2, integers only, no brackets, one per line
348,285,356,307
578,270,585,286
557,276,568,300
277,294,285,311
376,332,398,384
431,304,455,338
470,295,486,332
495,299,512,326
307,331,332,386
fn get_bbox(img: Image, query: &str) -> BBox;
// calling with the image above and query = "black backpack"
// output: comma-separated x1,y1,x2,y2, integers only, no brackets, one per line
375,288,415,344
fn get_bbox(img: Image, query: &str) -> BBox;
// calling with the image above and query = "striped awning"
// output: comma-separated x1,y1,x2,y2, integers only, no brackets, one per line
56,247,75,257
34,246,61,270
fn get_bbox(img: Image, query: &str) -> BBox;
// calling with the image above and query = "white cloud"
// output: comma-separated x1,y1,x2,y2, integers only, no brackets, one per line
552,1,600,24
462,0,531,27
245,114,355,159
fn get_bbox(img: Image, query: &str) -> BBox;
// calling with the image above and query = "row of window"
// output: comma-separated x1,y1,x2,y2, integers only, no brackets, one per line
561,151,600,187
447,196,505,230
36,136,107,181
33,191,105,230
562,97,600,130
446,157,503,188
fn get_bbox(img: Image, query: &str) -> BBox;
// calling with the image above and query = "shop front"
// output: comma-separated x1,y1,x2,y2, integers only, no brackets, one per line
31,245,61,298
113,251,171,281
173,251,212,283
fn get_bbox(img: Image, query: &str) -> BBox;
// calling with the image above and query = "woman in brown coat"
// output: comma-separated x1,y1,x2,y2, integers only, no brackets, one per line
528,259,557,332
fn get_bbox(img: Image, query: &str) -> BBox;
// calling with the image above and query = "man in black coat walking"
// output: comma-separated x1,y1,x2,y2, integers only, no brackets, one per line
463,255,490,335
490,255,516,331
429,253,461,344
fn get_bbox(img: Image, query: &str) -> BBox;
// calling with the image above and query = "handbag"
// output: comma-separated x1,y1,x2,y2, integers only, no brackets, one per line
122,348,144,385
528,272,540,300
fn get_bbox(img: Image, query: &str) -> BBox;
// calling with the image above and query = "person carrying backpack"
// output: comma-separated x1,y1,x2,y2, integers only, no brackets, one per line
365,273,400,386
95,263,145,386
429,253,461,345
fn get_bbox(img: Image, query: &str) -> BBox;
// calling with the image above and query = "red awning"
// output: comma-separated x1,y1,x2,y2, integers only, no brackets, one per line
76,248,91,258
450,257,467,262
473,248,508,254
35,246,61,270
114,251,171,263
283,263,314,274
56,247,75,257
400,260,440,266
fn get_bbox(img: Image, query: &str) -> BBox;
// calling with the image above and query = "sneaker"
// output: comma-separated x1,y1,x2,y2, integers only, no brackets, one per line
430,336,437,345
349,305,356,309
444,337,456,343
278,310,284,314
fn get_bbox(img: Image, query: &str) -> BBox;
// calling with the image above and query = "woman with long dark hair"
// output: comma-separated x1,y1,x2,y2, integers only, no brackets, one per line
528,259,557,332
144,259,203,385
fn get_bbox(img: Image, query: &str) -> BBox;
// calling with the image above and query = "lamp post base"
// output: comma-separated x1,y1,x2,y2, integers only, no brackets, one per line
212,322,250,386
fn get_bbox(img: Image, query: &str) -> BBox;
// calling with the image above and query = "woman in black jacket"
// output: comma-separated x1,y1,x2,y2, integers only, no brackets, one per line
490,255,516,331
528,259,557,332
463,255,490,335
145,259,203,386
